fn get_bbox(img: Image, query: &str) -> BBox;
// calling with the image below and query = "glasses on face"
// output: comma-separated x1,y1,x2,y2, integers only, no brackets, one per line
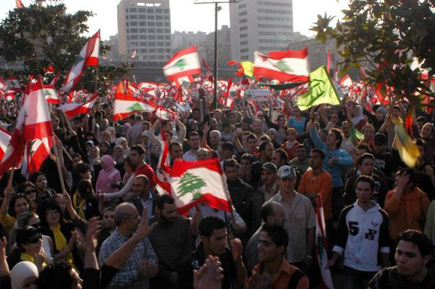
27,234,42,244
46,209,60,215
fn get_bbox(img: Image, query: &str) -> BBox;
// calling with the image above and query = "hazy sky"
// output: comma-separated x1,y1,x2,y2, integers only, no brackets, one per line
1,0,349,40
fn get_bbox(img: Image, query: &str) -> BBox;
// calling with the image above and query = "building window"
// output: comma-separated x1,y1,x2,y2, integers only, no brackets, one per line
129,8,137,12
164,9,170,13
130,22,138,26
165,42,171,46
140,49,147,53
157,28,164,33
148,22,155,26
149,35,155,39
139,15,146,19
140,28,146,33
240,33,248,38
156,9,163,13
131,35,138,40
149,49,156,53
140,35,147,39
156,15,163,20
157,35,164,39
240,41,248,45
138,8,145,12
157,42,164,46
156,22,163,26
149,42,156,46
148,15,155,20
139,22,146,26
239,11,247,16
240,48,248,53
149,29,155,33
165,29,170,33
240,19,247,23
164,15,170,20
130,15,137,19
131,28,138,33
240,26,247,31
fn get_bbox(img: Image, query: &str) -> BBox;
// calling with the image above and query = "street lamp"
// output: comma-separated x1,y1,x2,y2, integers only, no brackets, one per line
194,0,238,109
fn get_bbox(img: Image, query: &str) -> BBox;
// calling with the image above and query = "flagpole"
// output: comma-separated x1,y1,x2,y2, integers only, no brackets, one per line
52,136,67,193
94,66,99,94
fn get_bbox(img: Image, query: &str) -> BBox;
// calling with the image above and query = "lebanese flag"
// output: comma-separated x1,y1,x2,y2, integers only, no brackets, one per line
59,93,98,118
154,130,172,194
16,0,24,8
339,75,353,89
23,80,54,141
131,49,137,59
5,76,22,92
168,158,231,215
113,81,157,121
21,137,54,178
154,106,177,121
61,30,100,93
163,47,201,83
315,194,334,289
253,47,309,82
0,127,11,163
43,84,60,104
223,79,236,109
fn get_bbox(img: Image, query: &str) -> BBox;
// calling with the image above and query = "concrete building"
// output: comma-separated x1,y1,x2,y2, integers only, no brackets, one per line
117,0,171,62
230,0,294,62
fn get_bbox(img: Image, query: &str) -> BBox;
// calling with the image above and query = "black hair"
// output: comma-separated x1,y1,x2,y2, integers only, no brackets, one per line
330,128,343,149
397,168,418,188
223,159,240,170
199,216,226,238
130,144,146,155
259,141,273,153
38,199,64,229
8,193,31,218
397,230,433,258
221,142,235,151
260,223,289,249
77,179,94,200
246,133,257,142
17,181,36,194
311,148,325,160
240,153,256,164
261,202,278,223
357,153,375,166
188,131,200,140
135,174,149,186
38,261,75,289
155,194,175,210
273,148,288,162
356,143,372,153
29,172,46,188
71,163,91,186
355,175,375,191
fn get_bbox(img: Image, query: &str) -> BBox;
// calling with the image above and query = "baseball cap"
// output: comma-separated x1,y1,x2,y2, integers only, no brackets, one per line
262,162,277,174
277,165,296,180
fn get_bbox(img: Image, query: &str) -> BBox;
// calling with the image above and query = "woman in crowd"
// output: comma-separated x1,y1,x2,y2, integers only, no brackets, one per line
72,180,100,219
96,155,121,212
0,189,32,233
29,173,55,207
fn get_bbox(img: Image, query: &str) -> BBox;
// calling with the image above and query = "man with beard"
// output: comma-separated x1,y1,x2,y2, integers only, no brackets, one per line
97,207,116,255
369,230,435,289
148,195,192,288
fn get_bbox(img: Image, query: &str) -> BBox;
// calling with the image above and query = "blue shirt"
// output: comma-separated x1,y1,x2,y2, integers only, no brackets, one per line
310,127,354,188
288,117,307,135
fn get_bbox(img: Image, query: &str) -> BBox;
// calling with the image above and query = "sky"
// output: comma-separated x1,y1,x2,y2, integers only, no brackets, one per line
0,0,350,40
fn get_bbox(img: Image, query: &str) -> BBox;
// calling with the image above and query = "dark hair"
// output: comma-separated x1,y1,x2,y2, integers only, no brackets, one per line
169,141,182,151
355,175,375,191
188,131,200,140
199,216,226,238
246,133,257,142
261,201,279,223
102,207,114,216
124,156,135,170
223,159,239,170
259,141,273,153
397,229,433,258
38,199,64,228
357,153,375,166
356,143,372,153
414,138,426,151
222,122,231,129
71,163,91,186
155,194,175,210
17,181,35,194
221,142,235,152
241,153,256,164
397,168,417,188
273,148,288,162
130,144,146,155
330,128,343,149
295,144,305,150
77,179,94,200
311,148,325,160
29,172,46,187
8,193,31,218
260,223,289,249
38,261,75,289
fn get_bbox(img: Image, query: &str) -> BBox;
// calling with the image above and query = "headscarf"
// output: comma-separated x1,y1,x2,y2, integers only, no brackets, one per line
96,155,121,194
10,261,38,289
112,145,125,164
88,146,100,165
352,105,365,126
116,137,130,157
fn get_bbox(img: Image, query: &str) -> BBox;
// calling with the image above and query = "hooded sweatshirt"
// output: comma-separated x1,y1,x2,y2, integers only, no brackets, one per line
96,155,121,194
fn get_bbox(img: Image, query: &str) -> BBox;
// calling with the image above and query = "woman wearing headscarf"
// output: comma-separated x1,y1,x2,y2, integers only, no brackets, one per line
348,103,367,132
112,145,125,175
10,261,39,289
96,155,121,212
116,137,130,157
87,146,102,186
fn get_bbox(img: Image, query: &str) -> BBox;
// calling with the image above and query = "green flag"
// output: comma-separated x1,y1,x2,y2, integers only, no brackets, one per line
296,66,341,111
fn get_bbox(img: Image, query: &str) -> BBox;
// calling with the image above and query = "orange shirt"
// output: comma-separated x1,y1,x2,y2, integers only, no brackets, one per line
384,187,430,239
298,169,333,220
246,257,309,289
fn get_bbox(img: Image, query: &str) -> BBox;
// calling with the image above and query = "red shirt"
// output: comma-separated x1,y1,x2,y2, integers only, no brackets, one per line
135,163,156,189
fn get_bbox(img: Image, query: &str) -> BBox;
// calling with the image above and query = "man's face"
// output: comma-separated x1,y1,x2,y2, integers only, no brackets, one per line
341,122,350,136
373,142,385,154
356,148,369,159
170,144,183,159
326,131,339,148
158,202,177,223
129,150,143,166
126,209,140,233
395,240,429,278
267,204,286,226
225,165,239,182
261,169,276,186
277,176,295,193
257,231,283,262
253,121,262,133
359,157,374,175
240,159,252,171
229,113,237,124
192,110,201,121
102,211,115,229
213,111,222,120
262,144,274,160
132,178,148,196
296,147,306,161
196,150,210,160
247,138,257,152
309,152,322,169
355,181,373,204
189,135,200,150
286,130,297,142
220,149,234,161
203,228,227,256
363,127,375,141
101,119,109,130
271,152,285,168
210,133,220,145
421,124,433,140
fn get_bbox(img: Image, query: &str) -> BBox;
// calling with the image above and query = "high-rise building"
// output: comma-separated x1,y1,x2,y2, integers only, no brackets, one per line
117,0,171,62
230,0,293,61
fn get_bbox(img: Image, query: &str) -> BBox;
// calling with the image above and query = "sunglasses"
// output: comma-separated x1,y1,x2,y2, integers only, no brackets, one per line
27,233,42,244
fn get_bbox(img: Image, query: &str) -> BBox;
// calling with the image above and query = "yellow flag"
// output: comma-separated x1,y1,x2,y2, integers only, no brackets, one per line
392,116,420,168
240,61,254,77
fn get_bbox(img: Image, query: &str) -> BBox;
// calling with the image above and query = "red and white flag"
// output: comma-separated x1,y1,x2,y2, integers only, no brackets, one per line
59,93,98,118
339,75,353,89
61,30,100,93
154,130,172,194
163,47,201,83
43,84,60,104
5,76,22,92
253,47,309,82
315,194,334,289
0,127,11,163
21,137,54,178
154,106,177,121
16,0,24,8
131,49,137,59
168,158,231,215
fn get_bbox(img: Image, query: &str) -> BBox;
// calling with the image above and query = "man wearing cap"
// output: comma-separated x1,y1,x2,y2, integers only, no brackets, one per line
247,162,279,236
267,165,316,271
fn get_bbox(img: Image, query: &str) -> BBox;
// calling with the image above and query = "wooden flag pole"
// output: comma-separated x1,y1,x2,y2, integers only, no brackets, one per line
52,136,67,193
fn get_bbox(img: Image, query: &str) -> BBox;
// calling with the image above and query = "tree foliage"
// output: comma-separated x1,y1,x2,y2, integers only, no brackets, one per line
312,0,435,107
0,4,131,94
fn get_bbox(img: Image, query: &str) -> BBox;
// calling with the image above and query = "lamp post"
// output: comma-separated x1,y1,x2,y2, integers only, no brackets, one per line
194,0,237,109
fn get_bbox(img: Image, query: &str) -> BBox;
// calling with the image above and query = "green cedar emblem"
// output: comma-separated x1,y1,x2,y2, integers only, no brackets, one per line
175,58,187,71
127,102,144,111
177,172,206,200
276,60,290,72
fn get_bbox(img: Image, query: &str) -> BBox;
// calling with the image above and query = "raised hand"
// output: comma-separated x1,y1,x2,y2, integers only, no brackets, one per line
133,207,157,241
194,256,224,289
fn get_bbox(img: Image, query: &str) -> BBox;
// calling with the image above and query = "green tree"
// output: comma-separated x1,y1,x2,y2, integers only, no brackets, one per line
177,172,207,200
0,4,131,94
312,0,435,108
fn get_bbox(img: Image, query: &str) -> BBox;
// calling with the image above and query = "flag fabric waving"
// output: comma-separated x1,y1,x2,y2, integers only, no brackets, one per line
59,93,99,118
21,138,54,178
253,47,309,82
168,158,231,215
392,116,420,168
315,195,334,289
296,66,341,111
5,76,22,92
0,128,11,163
43,84,60,104
163,47,201,83
61,30,101,93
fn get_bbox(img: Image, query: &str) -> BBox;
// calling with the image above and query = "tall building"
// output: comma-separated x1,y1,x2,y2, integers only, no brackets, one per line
117,0,171,62
230,0,293,62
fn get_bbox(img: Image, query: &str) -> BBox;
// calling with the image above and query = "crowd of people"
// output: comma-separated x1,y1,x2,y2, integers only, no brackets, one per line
0,88,435,289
